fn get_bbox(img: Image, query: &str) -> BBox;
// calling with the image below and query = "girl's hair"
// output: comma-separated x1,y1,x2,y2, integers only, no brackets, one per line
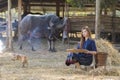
80,26,92,48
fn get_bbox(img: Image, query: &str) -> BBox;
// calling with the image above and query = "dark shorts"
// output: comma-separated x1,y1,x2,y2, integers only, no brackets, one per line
72,53,92,66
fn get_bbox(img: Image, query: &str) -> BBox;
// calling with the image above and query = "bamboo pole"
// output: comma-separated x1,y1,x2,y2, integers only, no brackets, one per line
7,0,13,50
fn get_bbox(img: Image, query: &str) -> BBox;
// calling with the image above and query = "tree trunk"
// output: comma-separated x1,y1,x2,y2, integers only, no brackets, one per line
95,0,101,39
7,0,13,51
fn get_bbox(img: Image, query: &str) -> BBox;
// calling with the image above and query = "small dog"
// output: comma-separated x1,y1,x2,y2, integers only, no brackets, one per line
11,53,28,68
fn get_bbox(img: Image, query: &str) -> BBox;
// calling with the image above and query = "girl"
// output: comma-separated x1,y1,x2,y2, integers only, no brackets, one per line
66,26,97,66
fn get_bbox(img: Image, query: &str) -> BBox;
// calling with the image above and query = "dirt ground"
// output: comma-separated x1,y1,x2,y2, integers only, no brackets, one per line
0,39,120,80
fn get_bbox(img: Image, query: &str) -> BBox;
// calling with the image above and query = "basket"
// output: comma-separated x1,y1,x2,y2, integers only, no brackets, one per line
95,52,108,67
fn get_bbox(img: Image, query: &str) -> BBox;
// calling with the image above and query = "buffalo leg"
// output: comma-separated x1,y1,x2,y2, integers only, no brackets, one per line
48,40,52,51
28,39,35,51
19,39,23,50
18,35,25,50
20,44,22,50
51,40,56,52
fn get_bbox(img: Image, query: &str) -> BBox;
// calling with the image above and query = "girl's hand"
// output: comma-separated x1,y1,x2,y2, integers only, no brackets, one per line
85,50,97,55
85,50,89,54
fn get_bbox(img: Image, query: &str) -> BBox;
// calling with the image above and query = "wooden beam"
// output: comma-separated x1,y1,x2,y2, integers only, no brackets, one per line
28,0,65,3
29,4,65,7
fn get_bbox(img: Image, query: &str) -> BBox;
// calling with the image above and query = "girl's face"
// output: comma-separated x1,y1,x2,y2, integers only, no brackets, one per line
82,29,89,38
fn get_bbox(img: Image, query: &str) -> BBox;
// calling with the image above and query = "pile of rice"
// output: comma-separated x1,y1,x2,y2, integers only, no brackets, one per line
95,39,120,65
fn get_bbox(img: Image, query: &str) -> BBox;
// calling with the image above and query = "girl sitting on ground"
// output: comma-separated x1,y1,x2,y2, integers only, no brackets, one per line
65,26,97,67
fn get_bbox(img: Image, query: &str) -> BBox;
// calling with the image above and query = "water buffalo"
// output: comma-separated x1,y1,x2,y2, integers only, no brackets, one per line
18,14,68,52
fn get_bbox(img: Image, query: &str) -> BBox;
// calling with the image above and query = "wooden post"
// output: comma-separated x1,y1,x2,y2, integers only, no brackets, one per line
27,0,30,12
7,0,13,50
23,0,28,17
56,0,60,17
111,8,116,43
62,2,64,17
65,1,69,18
18,0,22,37
18,0,22,22
2,12,4,19
95,0,101,39
62,1,70,46
5,11,7,22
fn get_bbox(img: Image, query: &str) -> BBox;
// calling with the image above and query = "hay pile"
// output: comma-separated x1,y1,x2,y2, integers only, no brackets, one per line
89,67,120,76
95,39,120,65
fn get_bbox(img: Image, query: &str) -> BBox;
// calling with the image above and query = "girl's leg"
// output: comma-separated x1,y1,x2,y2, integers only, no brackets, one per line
75,62,80,68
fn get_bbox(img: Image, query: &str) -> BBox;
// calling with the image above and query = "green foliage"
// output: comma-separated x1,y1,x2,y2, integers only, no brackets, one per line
66,0,118,10
66,0,95,8
67,0,80,7
101,0,118,10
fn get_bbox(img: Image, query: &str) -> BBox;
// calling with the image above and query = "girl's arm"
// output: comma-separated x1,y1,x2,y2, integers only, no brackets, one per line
85,40,97,55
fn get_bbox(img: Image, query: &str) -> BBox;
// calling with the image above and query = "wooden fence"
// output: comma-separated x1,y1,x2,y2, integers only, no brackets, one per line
69,15,120,33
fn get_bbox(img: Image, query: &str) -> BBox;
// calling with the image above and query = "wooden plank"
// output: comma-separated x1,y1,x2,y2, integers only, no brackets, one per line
66,49,88,53
29,0,65,3
29,4,65,7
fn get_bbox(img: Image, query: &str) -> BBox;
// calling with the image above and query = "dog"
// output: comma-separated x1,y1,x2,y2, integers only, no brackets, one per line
11,53,28,68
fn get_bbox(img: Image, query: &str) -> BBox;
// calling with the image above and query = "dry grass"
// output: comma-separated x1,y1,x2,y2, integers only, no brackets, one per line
95,39,120,65
0,39,120,80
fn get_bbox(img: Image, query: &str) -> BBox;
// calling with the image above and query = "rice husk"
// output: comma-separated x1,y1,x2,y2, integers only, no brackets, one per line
95,39,120,65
